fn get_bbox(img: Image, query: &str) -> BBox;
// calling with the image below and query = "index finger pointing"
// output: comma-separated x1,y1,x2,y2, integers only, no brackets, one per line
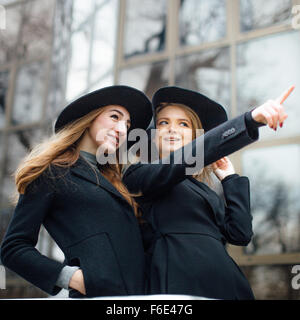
276,85,295,104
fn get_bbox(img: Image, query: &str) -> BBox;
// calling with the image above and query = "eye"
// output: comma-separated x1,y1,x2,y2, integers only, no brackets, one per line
157,120,168,126
111,113,119,120
179,122,189,127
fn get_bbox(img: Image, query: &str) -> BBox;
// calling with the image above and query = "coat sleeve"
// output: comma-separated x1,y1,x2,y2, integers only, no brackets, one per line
219,174,253,246
123,112,260,201
0,171,65,295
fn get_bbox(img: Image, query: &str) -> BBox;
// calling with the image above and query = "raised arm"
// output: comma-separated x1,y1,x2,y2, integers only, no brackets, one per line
123,111,261,200
123,85,294,200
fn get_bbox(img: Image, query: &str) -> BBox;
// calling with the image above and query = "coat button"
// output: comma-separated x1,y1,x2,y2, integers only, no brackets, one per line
222,128,236,138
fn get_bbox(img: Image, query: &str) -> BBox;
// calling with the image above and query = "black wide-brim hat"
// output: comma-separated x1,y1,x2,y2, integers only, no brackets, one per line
152,86,228,132
54,85,153,133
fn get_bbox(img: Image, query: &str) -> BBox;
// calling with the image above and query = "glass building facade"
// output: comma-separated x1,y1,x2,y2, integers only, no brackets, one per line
0,0,300,299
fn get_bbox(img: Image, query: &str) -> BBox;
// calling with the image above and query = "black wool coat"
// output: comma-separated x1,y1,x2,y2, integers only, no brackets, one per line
123,113,259,300
0,156,146,298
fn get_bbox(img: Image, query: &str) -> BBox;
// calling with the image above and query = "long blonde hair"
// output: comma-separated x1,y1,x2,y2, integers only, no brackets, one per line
156,103,214,188
14,107,140,217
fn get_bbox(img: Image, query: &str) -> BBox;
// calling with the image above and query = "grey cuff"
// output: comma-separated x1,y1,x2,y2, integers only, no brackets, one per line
56,265,80,290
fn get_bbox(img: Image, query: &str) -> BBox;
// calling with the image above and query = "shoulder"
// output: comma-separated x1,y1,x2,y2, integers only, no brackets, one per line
25,164,70,195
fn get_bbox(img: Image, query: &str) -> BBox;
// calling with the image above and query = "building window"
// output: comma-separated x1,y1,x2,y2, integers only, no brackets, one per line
242,144,300,256
240,0,292,32
179,0,227,46
123,0,167,58
65,0,118,101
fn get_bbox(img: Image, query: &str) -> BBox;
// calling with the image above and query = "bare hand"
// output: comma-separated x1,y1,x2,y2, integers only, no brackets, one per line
69,269,86,295
251,85,295,131
211,157,235,181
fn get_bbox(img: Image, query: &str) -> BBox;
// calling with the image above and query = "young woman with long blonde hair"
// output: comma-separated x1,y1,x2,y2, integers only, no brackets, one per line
123,85,294,300
1,85,152,298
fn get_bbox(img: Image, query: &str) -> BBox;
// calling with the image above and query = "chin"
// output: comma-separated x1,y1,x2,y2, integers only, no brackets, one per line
106,146,118,155
161,146,178,156
97,142,118,155
167,143,183,152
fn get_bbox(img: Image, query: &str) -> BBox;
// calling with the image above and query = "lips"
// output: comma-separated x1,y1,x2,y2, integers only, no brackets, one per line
107,134,119,146
163,136,181,142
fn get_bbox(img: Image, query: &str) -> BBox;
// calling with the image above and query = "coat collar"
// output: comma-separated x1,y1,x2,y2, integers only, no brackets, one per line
70,156,128,205
185,177,223,226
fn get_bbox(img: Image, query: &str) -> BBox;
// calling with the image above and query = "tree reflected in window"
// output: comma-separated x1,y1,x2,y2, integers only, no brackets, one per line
175,47,231,115
18,0,55,60
0,5,21,64
124,0,167,58
237,31,300,141
0,128,44,205
11,62,47,125
119,61,169,98
179,0,226,46
242,144,300,255
0,71,9,128
66,0,118,101
242,265,300,299
240,0,292,32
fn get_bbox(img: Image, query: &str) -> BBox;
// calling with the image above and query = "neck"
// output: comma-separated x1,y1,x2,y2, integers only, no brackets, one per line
78,130,97,155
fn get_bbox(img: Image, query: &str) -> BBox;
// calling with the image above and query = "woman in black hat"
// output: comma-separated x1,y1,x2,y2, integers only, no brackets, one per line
122,85,293,299
0,85,152,298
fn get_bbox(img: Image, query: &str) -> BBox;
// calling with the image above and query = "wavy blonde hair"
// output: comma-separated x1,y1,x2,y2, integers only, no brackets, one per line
13,107,140,217
156,103,214,188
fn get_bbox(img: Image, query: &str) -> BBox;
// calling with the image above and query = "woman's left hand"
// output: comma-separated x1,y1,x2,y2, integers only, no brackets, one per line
212,157,235,181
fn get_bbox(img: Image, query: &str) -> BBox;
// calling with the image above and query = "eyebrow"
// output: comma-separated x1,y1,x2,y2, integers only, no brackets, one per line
110,109,131,125
157,117,191,123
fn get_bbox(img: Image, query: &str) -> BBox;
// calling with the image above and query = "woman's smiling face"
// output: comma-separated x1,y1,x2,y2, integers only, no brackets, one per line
89,105,131,154
155,105,193,158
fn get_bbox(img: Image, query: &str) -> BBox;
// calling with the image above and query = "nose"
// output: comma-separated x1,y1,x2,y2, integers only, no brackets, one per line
115,120,127,136
168,123,177,133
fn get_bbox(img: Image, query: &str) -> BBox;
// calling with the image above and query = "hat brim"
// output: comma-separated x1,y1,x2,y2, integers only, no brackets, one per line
152,86,228,131
54,85,153,133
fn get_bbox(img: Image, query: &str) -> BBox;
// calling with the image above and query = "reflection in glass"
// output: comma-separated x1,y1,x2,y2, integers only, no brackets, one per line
18,0,55,60
242,144,300,255
0,4,22,64
0,71,9,128
241,265,300,300
89,74,114,93
0,132,7,235
237,31,300,141
90,0,118,84
65,24,91,101
71,0,94,31
240,0,292,32
175,47,231,116
179,0,226,46
123,0,167,58
1,128,43,205
66,0,118,102
0,0,17,4
0,132,4,186
11,62,46,125
118,61,169,98
46,0,73,122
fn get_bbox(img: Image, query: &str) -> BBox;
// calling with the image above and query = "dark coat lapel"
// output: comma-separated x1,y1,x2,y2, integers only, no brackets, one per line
70,156,128,205
185,177,223,224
